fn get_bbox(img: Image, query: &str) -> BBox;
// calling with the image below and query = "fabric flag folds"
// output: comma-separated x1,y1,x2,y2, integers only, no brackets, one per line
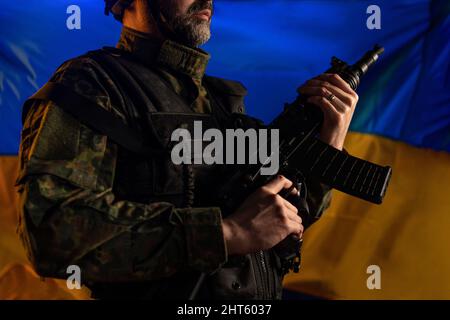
0,0,448,299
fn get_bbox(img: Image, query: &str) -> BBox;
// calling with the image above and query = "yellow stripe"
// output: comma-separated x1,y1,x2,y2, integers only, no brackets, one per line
2,131,450,299
284,132,450,299
0,156,24,267
0,156,90,299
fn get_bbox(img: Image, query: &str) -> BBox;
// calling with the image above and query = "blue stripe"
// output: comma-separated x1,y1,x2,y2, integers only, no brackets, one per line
0,0,448,154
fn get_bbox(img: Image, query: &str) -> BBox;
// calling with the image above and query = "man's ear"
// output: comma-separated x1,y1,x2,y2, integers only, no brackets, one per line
122,0,161,34
121,0,138,25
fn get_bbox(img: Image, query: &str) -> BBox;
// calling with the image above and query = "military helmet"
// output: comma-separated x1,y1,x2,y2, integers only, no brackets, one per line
104,0,163,22
104,0,135,21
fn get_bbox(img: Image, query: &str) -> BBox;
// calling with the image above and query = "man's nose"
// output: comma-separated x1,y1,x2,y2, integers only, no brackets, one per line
201,0,212,7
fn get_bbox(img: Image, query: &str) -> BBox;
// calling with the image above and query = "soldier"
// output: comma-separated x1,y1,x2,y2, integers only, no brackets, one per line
16,0,358,299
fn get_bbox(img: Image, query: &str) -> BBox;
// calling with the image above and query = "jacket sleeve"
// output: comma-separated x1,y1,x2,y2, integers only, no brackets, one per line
16,58,227,284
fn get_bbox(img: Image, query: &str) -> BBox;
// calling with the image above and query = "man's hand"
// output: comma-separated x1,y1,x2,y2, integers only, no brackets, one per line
222,176,303,256
298,73,359,150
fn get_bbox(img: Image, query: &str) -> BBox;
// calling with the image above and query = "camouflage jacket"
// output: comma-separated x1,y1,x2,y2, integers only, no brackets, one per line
16,26,331,297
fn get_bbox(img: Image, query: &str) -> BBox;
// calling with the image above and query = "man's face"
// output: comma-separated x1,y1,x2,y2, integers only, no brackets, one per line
159,0,213,47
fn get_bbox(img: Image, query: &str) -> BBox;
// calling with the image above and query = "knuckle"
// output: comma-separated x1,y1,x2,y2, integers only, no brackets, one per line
320,87,328,95
329,111,343,122
260,186,270,195
336,112,346,120
280,213,289,224
342,95,353,106
278,213,288,226
299,224,304,234
274,196,285,208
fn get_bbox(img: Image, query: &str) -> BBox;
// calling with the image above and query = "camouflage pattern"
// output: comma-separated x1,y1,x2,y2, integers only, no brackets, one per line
16,28,226,284
16,26,331,294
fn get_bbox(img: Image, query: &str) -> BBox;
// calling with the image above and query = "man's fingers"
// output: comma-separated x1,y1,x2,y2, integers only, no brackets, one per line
286,210,302,225
299,85,349,112
317,73,355,95
263,175,293,194
307,96,341,120
287,220,304,236
280,196,298,214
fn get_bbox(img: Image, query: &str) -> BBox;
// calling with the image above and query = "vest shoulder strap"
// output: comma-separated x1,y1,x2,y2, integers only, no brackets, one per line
24,81,162,157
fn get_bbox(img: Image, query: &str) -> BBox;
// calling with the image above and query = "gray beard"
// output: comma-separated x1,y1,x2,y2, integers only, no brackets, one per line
171,15,211,47
159,0,213,47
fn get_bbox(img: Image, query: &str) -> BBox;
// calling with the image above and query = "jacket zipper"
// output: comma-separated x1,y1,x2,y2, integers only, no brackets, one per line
254,251,266,299
255,250,273,299
259,251,269,299
265,250,274,299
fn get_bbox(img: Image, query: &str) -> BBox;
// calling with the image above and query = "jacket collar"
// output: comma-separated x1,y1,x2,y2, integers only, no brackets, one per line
117,26,210,80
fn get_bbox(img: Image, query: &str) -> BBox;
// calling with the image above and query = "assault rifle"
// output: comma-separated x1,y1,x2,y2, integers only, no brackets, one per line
215,45,392,273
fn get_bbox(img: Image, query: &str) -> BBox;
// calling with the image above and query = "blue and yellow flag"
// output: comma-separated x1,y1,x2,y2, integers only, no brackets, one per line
0,0,449,299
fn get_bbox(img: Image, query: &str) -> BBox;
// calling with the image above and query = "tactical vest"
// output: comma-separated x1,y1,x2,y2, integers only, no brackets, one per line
25,47,284,300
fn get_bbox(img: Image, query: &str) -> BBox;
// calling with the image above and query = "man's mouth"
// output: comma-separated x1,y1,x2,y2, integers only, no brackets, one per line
192,9,212,21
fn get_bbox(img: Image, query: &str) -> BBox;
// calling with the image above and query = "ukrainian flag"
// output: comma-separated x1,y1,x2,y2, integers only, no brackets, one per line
0,0,449,299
